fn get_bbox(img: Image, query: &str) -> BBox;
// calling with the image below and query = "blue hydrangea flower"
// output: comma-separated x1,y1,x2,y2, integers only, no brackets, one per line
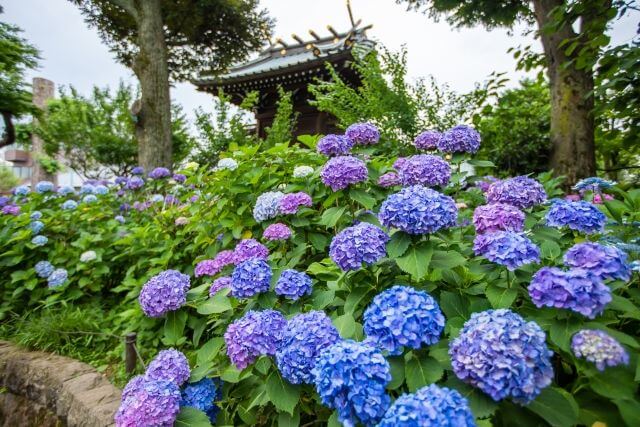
546,200,606,234
253,191,285,222
276,311,340,384
345,122,380,145
61,200,78,210
231,258,272,298
149,167,171,179
94,184,109,195
437,125,481,153
528,267,611,318
0,196,9,207
80,183,96,194
31,235,48,246
13,185,30,196
363,285,445,355
131,166,144,175
413,130,441,150
313,340,391,427
35,261,54,278
225,310,287,370
317,134,354,156
180,378,222,423
57,185,75,195
564,242,631,282
378,384,475,427
115,379,181,427
573,177,616,192
275,269,313,300
216,157,238,171
145,349,190,386
329,222,389,271
473,231,540,270
486,176,547,209
47,268,68,288
30,220,44,234
115,215,125,224
35,181,54,193
30,211,42,220
396,154,451,187
571,329,629,371
449,309,553,404
378,185,457,235
126,176,145,190
82,194,98,203
138,270,191,317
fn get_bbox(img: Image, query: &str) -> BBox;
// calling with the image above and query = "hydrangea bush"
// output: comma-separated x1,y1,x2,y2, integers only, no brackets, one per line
0,124,639,427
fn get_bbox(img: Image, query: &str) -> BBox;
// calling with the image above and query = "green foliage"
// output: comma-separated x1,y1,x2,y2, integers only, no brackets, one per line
475,78,551,176
264,87,297,147
0,165,20,192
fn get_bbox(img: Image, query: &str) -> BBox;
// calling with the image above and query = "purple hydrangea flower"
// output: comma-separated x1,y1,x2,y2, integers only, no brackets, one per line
115,215,125,224
528,267,611,318
230,258,272,298
180,378,222,423
195,250,236,277
378,384,475,427
449,309,553,404
2,204,20,215
564,242,631,282
276,311,340,384
396,154,451,187
378,185,458,235
329,222,389,271
47,268,68,288
233,238,269,264
413,130,441,150
393,157,407,171
224,310,287,370
253,191,285,222
149,167,171,179
345,122,380,145
138,270,190,317
121,375,146,402
377,172,400,187
313,340,391,427
275,269,313,300
132,166,144,175
317,134,354,156
473,203,526,234
437,125,481,153
279,192,312,214
172,173,186,183
115,176,128,186
473,231,540,270
115,379,180,427
475,176,500,193
263,223,292,241
126,176,145,190
571,329,629,371
0,196,10,207
209,276,231,297
546,200,606,234
363,285,445,355
486,176,547,209
145,349,190,386
35,261,54,278
321,156,368,191
35,181,54,193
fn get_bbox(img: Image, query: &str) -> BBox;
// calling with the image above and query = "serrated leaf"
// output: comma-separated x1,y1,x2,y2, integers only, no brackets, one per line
266,371,300,415
485,284,517,309
396,242,433,280
277,408,300,427
197,337,224,364
405,354,443,392
320,206,347,228
175,407,212,426
387,231,411,258
333,313,356,338
527,387,579,427
444,377,498,418
163,311,187,346
549,317,581,352
197,292,232,314
430,250,466,270
350,189,376,209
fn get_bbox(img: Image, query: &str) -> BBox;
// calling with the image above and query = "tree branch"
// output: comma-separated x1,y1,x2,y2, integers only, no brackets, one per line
107,0,138,21
1,111,16,149
597,166,640,172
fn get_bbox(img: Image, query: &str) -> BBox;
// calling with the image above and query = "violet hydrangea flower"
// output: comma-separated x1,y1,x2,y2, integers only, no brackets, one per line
263,223,292,241
378,185,458,235
528,267,611,318
313,340,391,427
195,250,236,277
377,172,400,188
571,329,629,371
138,270,190,317
209,276,231,297
396,154,451,187
437,125,481,153
276,311,340,384
321,155,368,191
279,192,312,214
545,199,606,234
413,130,441,150
145,349,190,386
564,242,631,282
48,268,68,288
2,204,20,215
317,134,354,156
126,176,144,190
115,379,181,427
35,261,54,278
253,191,285,222
473,203,526,234
363,285,445,355
378,384,475,427
345,122,380,145
329,222,389,271
449,309,553,404
233,238,269,263
473,231,540,270
275,269,313,300
475,176,500,193
132,166,144,175
230,258,272,298
486,176,547,209
149,167,171,179
224,310,287,370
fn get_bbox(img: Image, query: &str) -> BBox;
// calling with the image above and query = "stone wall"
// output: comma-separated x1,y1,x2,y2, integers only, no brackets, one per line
0,341,121,427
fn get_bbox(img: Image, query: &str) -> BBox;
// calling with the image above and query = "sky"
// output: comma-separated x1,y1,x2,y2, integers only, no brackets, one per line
2,0,638,124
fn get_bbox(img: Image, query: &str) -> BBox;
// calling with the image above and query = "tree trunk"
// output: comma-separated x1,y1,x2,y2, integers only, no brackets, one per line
131,0,172,170
31,77,57,185
532,0,596,187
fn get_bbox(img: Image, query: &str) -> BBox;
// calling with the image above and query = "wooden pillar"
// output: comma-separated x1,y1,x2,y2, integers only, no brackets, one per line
31,77,56,186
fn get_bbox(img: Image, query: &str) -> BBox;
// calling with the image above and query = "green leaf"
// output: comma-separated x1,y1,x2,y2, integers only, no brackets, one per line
344,287,370,314
387,356,405,390
197,337,224,364
405,354,443,392
468,159,495,168
603,199,626,223
387,231,411,258
540,240,562,260
175,407,212,427
485,283,517,309
197,292,232,315
396,242,433,280
266,371,300,415
333,313,357,338
615,398,640,426
439,291,468,319
308,232,328,251
349,189,376,210
549,317,581,352
319,206,347,228
327,411,341,427
527,387,579,427
444,377,498,418
430,250,466,270
277,408,300,427
163,311,187,346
